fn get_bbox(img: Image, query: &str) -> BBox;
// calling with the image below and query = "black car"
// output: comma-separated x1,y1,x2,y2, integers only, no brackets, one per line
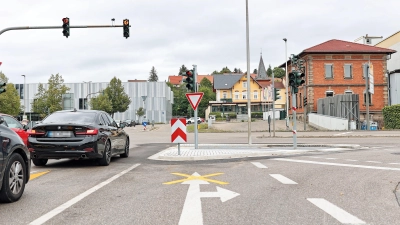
28,109,130,166
0,118,30,203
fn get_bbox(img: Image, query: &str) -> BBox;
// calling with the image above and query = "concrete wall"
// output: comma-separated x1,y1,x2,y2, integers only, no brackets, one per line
308,113,349,131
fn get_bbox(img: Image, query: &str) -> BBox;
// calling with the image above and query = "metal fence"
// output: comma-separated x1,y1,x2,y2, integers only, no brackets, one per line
317,94,360,126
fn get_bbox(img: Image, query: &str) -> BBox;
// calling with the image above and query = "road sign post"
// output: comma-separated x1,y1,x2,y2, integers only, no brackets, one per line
186,90,204,150
171,118,187,155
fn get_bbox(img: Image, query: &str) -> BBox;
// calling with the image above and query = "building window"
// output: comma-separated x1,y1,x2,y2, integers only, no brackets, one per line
363,91,372,105
235,91,239,100
242,81,247,88
242,91,247,99
325,64,333,78
79,98,88,110
223,91,227,99
345,90,353,95
326,91,334,97
253,91,258,100
344,64,352,79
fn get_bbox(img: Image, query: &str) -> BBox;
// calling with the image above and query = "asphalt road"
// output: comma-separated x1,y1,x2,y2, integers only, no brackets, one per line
1,123,400,225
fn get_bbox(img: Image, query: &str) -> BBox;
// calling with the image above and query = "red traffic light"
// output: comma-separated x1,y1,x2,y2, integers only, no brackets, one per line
123,19,129,26
186,70,193,76
62,18,69,24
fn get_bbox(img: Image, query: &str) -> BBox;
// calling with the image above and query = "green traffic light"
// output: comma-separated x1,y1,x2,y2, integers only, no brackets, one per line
274,88,281,101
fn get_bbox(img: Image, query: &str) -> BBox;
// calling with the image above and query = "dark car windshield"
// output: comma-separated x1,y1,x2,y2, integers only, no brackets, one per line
43,112,97,124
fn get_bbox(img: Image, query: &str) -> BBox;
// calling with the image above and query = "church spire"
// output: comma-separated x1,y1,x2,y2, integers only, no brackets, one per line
257,52,268,80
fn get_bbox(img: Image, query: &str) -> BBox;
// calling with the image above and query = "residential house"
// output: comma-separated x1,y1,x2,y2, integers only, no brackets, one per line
167,75,213,87
375,31,400,105
279,39,396,121
207,73,286,119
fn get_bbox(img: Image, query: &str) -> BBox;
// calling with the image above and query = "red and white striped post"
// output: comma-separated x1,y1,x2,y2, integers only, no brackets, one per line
171,118,187,155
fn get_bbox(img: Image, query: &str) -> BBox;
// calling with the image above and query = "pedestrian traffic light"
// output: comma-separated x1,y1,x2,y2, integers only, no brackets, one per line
0,82,6,94
62,17,70,38
273,88,281,101
123,19,130,39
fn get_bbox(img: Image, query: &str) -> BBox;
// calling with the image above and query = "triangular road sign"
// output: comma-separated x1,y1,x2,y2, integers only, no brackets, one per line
186,92,204,111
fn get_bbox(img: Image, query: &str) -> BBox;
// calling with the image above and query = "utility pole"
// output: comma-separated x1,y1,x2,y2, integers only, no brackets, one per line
366,60,370,131
304,85,307,131
283,38,289,130
245,0,252,145
272,72,276,137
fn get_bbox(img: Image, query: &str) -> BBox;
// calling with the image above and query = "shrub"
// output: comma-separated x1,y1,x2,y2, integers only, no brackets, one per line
382,104,400,129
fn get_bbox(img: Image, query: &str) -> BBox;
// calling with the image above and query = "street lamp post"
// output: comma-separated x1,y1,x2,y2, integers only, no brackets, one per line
245,0,252,145
283,38,289,129
21,75,26,118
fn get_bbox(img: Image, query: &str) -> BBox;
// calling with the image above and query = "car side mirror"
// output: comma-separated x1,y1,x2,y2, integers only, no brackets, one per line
0,117,4,125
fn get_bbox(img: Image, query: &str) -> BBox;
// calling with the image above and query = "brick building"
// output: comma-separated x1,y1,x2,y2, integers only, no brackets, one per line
279,39,396,120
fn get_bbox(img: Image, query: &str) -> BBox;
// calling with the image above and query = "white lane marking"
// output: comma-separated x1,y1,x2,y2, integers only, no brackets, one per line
269,174,297,184
29,163,141,225
389,163,400,165
308,156,321,158
308,198,365,224
345,159,358,162
271,158,400,171
30,171,37,173
365,161,381,163
251,162,268,169
333,132,353,136
325,158,337,160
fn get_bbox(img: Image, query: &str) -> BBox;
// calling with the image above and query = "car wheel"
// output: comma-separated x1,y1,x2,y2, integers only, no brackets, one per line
32,158,48,166
187,121,191,124
0,154,27,203
120,138,129,158
98,141,111,166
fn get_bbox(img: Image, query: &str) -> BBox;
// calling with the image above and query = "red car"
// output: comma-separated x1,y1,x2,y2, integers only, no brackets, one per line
0,114,29,145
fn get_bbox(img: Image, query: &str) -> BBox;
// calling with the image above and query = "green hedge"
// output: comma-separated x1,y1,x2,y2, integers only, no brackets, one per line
382,104,400,129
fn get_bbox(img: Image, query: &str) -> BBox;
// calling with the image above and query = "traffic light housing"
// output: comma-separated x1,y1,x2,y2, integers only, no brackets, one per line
62,17,70,38
184,70,195,91
0,82,6,94
273,88,281,102
288,72,296,88
123,19,130,39
294,71,305,87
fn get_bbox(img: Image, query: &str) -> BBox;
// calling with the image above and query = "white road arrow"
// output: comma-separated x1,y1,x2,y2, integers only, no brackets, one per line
179,173,240,225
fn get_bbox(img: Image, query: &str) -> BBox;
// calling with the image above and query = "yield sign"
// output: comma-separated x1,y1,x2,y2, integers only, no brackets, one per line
186,92,204,111
171,118,187,143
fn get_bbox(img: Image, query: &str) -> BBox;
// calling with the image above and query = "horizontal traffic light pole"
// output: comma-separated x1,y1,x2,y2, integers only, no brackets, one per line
0,25,130,36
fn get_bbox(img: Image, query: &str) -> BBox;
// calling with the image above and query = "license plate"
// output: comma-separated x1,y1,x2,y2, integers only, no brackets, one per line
47,131,72,137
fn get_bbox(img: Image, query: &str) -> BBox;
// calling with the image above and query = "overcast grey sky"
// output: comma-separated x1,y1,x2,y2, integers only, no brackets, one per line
1,0,399,85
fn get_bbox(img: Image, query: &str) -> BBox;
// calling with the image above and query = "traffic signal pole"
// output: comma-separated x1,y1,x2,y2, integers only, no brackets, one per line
292,88,297,149
272,72,276,137
0,25,128,36
193,65,199,149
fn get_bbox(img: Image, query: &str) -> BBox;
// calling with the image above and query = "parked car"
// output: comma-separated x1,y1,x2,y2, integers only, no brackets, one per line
28,109,130,167
186,117,202,124
0,121,30,203
0,113,29,145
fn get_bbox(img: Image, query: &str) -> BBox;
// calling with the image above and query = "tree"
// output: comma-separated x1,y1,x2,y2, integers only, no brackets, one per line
0,81,21,116
267,64,272,77
32,83,48,118
171,84,189,116
237,68,243,73
31,74,70,118
253,69,258,74
197,85,216,118
199,77,213,89
211,70,221,74
233,68,238,73
273,67,286,79
136,107,145,121
90,93,112,114
104,76,131,118
148,66,158,81
0,71,8,83
46,74,70,113
178,65,187,75
220,66,231,74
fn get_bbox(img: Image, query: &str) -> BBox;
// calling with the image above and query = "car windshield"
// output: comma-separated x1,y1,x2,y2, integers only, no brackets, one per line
42,112,97,124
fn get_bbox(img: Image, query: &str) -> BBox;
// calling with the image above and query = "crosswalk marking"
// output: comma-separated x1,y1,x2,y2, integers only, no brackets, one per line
251,162,268,169
308,198,365,224
269,174,297,184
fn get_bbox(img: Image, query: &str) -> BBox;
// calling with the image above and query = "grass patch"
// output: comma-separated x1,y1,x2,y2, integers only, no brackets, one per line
186,123,227,133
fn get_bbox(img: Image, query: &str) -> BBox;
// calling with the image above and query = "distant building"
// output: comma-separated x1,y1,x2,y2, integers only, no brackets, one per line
375,31,400,105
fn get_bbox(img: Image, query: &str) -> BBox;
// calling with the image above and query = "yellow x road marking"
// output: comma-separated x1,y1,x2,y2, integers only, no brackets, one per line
163,172,228,185
30,171,50,181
